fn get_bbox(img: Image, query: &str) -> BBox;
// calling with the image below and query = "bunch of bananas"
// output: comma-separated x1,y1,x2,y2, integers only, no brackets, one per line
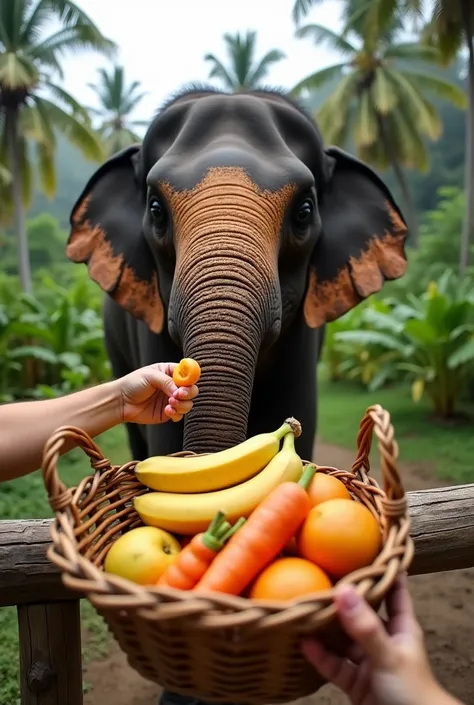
133,417,303,535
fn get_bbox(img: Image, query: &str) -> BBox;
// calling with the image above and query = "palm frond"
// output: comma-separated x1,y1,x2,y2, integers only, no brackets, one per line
33,96,104,162
248,48,286,86
371,67,398,114
402,68,468,110
44,80,91,121
35,139,55,197
384,67,443,140
291,62,347,95
315,71,360,138
353,89,378,147
0,52,38,89
295,23,357,56
292,0,322,26
41,0,117,56
385,41,442,64
204,53,236,91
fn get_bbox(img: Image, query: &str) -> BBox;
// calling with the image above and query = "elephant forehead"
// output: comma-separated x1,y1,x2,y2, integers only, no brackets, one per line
158,166,298,245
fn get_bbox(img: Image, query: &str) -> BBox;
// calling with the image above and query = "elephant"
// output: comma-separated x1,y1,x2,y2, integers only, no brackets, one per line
66,85,408,705
66,85,408,466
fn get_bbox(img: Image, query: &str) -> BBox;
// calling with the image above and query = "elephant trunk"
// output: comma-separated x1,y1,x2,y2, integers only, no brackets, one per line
164,167,289,453
174,248,276,454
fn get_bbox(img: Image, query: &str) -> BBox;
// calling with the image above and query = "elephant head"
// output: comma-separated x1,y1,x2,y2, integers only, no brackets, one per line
67,87,408,453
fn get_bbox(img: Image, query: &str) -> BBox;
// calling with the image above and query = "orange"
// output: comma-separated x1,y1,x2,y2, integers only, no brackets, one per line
297,498,382,579
307,472,352,506
249,557,332,601
173,358,201,387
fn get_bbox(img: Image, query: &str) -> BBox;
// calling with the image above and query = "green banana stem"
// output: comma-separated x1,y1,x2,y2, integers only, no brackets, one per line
282,431,296,452
298,464,317,490
202,511,246,552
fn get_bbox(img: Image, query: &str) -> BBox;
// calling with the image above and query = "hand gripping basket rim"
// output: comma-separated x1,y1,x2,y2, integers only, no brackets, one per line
40,403,415,705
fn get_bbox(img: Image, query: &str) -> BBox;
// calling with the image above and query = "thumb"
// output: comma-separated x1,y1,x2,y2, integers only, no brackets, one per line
145,367,178,397
334,585,396,671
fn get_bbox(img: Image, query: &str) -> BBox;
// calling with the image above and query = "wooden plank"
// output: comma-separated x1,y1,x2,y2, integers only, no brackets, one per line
1,483,474,606
408,483,474,575
18,600,83,705
0,519,81,607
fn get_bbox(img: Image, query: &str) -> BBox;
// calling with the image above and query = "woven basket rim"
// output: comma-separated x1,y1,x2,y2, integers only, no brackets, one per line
42,403,414,624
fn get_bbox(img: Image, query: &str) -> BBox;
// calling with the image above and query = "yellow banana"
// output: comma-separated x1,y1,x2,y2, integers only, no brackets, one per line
134,431,303,534
134,418,301,493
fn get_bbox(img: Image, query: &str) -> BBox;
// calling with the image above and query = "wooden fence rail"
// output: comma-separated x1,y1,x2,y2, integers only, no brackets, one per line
2,482,474,704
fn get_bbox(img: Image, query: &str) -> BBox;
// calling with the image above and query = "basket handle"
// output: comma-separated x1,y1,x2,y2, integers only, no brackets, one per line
41,425,113,514
351,404,407,523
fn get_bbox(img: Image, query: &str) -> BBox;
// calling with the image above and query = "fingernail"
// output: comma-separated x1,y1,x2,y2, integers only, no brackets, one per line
337,586,360,613
166,406,176,415
179,388,189,398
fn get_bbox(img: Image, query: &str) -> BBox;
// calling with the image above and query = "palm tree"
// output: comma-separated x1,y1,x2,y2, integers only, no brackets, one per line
426,5,474,271
291,16,466,246
87,65,149,156
204,31,286,92
293,0,474,270
0,0,116,293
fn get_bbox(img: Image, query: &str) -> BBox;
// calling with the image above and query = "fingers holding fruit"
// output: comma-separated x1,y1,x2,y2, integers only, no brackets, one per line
165,395,195,422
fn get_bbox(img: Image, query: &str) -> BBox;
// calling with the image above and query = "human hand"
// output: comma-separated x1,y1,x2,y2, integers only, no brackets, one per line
302,574,460,705
117,363,199,425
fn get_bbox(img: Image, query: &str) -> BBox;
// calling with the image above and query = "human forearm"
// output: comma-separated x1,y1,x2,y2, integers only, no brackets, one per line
0,381,123,482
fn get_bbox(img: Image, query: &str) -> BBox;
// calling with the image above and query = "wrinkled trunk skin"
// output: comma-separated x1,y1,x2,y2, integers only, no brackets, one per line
167,176,282,454
178,266,266,453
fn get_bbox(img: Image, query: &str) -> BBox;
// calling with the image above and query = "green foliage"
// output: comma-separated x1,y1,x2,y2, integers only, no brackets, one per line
291,17,466,177
205,31,286,91
87,65,148,157
0,0,116,205
317,373,474,484
0,212,68,275
0,269,109,402
326,271,474,418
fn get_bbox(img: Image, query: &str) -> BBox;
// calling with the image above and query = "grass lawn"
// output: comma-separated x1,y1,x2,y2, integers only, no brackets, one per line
2,380,473,702
0,424,130,704
317,375,474,485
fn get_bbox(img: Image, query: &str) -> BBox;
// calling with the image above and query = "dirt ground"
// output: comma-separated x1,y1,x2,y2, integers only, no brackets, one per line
83,441,474,705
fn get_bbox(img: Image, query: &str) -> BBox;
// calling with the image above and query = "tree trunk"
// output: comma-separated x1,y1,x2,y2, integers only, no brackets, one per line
460,0,474,274
377,114,418,247
6,106,32,293
390,158,418,248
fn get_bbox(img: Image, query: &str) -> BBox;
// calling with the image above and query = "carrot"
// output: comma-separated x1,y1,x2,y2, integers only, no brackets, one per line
193,465,316,596
157,511,245,590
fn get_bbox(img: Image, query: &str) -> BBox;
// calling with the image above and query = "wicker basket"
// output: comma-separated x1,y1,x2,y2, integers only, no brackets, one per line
41,404,414,705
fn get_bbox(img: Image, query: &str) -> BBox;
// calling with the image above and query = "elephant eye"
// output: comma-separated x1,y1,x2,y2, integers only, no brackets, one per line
149,197,167,228
294,198,314,227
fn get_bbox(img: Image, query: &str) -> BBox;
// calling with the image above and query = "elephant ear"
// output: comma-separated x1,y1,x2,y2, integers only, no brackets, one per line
66,145,164,334
304,147,408,329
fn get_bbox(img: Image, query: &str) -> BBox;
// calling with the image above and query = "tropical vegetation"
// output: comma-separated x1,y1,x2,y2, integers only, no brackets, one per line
0,0,116,293
205,30,286,91
87,65,149,156
0,1,474,701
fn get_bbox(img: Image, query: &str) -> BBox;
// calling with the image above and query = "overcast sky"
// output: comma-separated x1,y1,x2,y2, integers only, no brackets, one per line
59,0,344,131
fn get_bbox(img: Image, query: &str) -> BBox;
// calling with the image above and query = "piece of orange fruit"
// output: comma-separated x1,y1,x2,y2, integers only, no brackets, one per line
249,557,332,601
297,498,382,579
173,358,201,387
307,472,352,506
